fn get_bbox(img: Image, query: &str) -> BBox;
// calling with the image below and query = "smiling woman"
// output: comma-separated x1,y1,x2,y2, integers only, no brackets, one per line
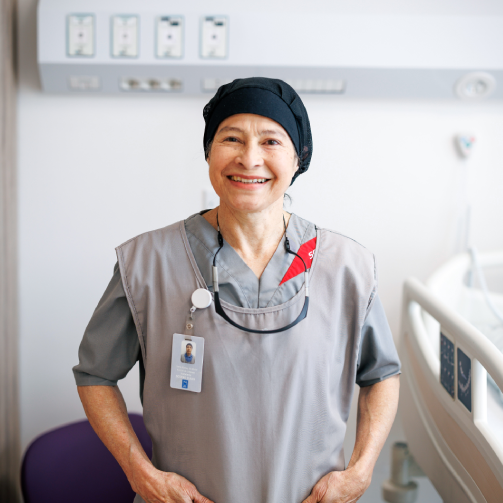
74,77,401,503
207,114,298,223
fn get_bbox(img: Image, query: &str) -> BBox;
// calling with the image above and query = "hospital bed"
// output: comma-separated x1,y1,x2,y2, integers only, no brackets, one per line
396,250,503,502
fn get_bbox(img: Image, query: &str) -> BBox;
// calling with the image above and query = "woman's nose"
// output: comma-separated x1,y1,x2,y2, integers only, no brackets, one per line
235,143,264,169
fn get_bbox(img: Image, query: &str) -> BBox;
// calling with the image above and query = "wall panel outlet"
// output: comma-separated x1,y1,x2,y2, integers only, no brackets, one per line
156,16,183,58
67,14,94,57
200,16,228,59
112,15,139,58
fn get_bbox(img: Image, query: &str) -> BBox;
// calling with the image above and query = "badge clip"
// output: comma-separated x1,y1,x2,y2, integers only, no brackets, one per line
184,289,212,339
185,306,196,340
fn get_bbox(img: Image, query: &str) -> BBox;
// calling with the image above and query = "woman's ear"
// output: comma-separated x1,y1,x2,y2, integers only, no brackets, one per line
293,153,300,173
205,140,213,164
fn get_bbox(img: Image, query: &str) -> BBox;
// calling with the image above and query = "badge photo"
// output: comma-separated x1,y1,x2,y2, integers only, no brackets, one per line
180,340,196,365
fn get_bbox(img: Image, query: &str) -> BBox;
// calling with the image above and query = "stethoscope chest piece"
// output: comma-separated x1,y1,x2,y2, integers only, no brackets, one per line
191,288,212,309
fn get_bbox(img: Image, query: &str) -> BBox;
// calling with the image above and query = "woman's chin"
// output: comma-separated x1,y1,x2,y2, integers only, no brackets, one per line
223,196,276,214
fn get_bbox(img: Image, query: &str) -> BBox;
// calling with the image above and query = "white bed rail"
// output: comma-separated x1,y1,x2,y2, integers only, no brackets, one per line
401,277,503,502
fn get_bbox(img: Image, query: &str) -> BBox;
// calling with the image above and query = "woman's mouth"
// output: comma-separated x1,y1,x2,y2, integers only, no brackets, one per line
228,176,269,184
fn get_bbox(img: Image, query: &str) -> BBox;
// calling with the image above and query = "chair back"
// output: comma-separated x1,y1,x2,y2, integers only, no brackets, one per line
21,413,152,503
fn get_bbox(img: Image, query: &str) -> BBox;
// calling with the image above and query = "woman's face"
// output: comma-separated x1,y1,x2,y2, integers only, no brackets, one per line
207,114,298,214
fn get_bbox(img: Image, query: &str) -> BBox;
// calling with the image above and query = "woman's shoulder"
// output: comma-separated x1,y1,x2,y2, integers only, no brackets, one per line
291,213,373,258
310,223,375,276
116,212,212,251
312,226,376,294
115,220,184,252
320,227,373,255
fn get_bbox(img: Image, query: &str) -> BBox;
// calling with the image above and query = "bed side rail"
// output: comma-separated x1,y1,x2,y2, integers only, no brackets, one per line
403,277,503,465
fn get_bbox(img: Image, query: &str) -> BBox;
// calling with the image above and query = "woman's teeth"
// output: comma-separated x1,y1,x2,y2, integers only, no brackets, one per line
230,176,268,184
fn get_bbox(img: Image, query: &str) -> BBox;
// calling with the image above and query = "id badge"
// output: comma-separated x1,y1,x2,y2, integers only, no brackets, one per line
170,333,205,393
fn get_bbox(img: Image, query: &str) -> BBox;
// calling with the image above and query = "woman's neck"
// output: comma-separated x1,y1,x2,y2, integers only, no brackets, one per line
203,201,291,279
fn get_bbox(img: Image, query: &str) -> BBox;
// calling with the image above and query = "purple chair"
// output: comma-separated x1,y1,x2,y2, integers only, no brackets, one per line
21,413,152,503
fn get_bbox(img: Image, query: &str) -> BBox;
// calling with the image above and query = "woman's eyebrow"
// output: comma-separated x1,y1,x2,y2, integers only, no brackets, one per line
260,129,286,137
216,126,286,137
217,126,243,135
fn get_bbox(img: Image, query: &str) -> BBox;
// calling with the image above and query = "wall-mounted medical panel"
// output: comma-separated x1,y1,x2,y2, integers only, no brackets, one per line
38,0,503,98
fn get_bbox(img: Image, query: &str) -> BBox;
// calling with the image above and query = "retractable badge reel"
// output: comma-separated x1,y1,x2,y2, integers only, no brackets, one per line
185,288,212,334
170,288,211,393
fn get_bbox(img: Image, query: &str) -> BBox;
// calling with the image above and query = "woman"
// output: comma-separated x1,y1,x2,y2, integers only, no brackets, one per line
74,77,400,503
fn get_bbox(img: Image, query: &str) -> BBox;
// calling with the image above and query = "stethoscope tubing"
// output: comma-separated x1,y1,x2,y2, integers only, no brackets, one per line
214,291,309,334
212,213,309,334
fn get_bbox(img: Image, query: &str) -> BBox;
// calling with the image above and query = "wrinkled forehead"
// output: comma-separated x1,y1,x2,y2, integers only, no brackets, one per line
215,113,291,139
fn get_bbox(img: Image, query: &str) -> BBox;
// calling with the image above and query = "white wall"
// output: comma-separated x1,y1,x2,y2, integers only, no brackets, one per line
18,0,503,477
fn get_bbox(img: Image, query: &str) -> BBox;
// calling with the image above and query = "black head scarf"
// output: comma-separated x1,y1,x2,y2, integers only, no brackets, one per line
203,77,312,184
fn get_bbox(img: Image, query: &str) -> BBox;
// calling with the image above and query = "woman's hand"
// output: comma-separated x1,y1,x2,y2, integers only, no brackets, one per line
77,386,214,503
303,376,400,503
131,464,214,503
301,467,370,503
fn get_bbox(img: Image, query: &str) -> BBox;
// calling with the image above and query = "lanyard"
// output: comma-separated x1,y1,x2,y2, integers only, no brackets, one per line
212,214,309,334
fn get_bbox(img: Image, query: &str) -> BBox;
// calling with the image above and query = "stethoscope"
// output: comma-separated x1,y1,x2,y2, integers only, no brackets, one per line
208,214,309,334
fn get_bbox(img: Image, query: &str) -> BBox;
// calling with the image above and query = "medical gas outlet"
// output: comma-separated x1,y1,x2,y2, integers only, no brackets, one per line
200,17,228,59
111,15,139,58
156,16,183,58
67,14,95,57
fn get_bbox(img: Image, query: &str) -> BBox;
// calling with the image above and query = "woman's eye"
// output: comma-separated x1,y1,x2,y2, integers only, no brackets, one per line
224,137,239,143
265,139,279,145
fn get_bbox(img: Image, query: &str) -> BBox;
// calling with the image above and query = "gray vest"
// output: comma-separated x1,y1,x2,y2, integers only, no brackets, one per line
116,221,375,503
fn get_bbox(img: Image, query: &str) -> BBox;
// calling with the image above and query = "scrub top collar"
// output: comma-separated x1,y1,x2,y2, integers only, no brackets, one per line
184,212,316,309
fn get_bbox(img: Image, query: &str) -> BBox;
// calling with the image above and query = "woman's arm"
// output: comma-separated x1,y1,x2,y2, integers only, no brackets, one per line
78,385,214,503
302,375,400,503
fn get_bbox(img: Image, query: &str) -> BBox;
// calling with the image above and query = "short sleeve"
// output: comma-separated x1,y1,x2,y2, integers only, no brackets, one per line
73,262,140,386
356,294,401,387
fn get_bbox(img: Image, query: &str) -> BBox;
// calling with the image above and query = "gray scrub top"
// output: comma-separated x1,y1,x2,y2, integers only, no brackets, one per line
73,213,400,393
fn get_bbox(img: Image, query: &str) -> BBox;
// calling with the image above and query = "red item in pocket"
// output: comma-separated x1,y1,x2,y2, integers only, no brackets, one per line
279,237,317,285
